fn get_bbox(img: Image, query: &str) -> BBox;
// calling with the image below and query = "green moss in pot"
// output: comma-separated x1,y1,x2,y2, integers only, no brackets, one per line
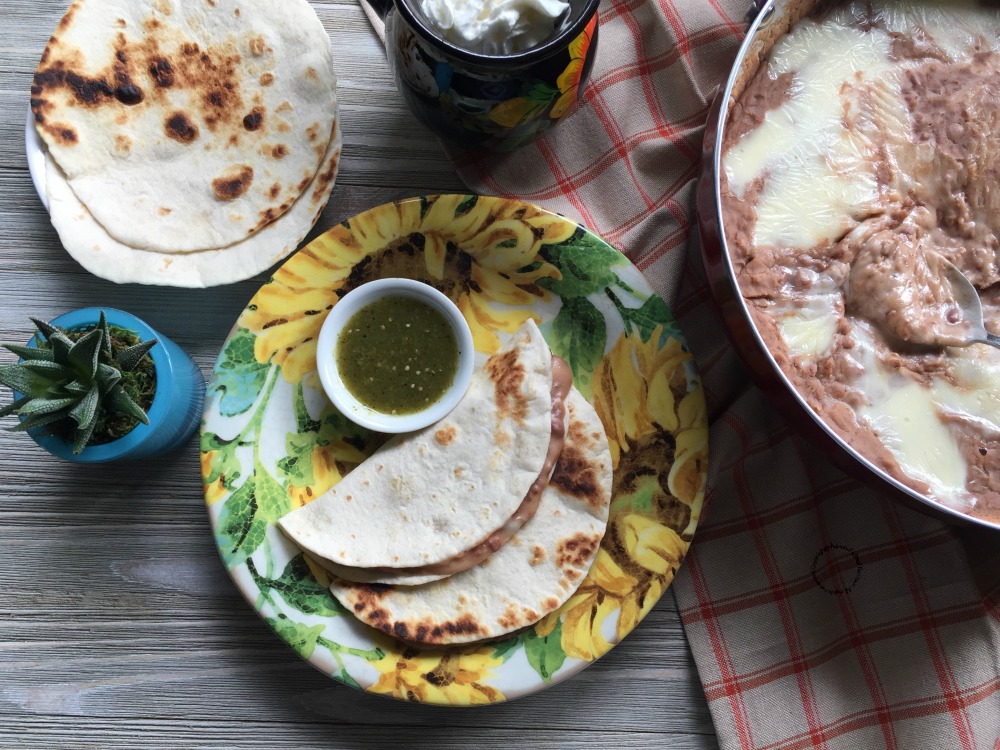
0,308,204,462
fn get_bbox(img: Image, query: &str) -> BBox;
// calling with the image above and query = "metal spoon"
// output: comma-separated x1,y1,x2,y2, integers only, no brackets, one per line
942,260,1000,350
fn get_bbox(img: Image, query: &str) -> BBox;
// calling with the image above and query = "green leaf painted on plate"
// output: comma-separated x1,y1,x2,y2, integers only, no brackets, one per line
251,554,347,617
523,621,566,681
211,328,270,417
615,293,680,345
455,195,478,216
491,634,523,663
332,668,362,689
277,383,326,486
255,455,291,524
291,382,322,434
277,431,321,487
215,455,290,568
200,431,242,491
537,230,626,299
216,476,263,569
549,297,606,398
266,614,325,660
276,387,375,489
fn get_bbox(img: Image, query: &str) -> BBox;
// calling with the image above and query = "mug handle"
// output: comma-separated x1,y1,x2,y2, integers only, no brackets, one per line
359,0,393,44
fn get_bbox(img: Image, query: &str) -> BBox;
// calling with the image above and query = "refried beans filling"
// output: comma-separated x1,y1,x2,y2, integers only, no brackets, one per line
720,1,1000,522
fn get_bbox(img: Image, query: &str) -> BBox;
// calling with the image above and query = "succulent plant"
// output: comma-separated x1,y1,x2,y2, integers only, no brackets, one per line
0,312,158,454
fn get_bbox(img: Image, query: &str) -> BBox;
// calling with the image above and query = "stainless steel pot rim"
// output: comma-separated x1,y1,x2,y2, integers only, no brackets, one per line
708,0,1000,530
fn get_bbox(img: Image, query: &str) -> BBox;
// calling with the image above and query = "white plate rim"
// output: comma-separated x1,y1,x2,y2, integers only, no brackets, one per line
25,104,49,212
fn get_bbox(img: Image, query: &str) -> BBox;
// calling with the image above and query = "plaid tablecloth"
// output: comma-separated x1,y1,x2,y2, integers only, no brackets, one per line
364,1,1000,746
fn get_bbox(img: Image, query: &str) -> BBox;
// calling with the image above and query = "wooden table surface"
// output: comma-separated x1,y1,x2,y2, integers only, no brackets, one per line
0,2,719,747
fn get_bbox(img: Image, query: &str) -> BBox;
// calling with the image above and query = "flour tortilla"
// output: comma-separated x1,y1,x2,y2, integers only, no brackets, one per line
32,0,337,252
308,528,476,584
309,559,447,588
278,321,556,569
328,389,612,645
306,364,564,585
43,118,341,287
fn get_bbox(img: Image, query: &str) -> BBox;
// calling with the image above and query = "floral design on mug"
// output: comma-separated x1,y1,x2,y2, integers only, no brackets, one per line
390,9,599,149
551,15,597,119
488,17,598,128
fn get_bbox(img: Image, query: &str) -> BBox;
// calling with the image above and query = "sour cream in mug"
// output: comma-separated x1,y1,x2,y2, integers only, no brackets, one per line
418,0,571,56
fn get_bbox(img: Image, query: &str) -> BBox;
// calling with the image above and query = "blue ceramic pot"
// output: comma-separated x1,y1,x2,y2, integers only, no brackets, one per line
384,0,600,151
24,308,204,463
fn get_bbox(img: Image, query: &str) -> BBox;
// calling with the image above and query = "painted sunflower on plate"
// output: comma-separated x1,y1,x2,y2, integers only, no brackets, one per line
240,195,574,382
536,324,708,660
369,645,504,704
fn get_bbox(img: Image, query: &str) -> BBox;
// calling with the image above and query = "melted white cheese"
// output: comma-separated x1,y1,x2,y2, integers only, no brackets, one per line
933,356,1000,435
777,295,840,359
725,23,895,249
872,0,1000,58
862,378,967,502
849,326,968,505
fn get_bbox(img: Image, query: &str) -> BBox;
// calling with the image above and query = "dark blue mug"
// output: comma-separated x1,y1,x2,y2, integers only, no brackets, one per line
377,0,601,151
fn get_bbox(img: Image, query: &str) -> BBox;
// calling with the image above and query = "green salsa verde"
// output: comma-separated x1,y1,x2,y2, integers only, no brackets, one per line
336,295,459,415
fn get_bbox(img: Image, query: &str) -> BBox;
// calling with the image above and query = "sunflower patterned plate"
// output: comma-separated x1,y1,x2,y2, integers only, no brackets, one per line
201,195,708,705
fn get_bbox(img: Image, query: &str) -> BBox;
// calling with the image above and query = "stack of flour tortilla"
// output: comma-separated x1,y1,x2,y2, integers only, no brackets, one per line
31,0,341,287
279,321,613,645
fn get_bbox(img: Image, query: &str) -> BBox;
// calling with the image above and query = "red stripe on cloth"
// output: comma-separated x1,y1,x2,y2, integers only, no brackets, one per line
585,88,656,211
633,186,703,266
726,411,831,749
758,677,1000,750
535,139,597,229
798,442,898,749
675,264,714,308
698,600,991,702
686,542,759,748
604,131,708,248
883,502,977,749
609,0,700,162
984,584,1000,624
632,211,692,266
457,111,709,216
589,24,740,103
707,0,745,36
711,427,798,472
595,0,645,24
694,488,832,544
638,215,696,265
681,527,955,627
658,1,694,63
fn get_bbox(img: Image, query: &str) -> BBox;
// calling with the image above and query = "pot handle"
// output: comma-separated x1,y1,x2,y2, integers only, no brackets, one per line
746,0,773,24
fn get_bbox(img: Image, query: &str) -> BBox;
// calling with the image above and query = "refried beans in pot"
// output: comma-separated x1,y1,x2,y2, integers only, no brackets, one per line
721,0,1000,524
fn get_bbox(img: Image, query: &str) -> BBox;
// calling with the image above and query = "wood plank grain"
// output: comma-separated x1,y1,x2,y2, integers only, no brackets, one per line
0,0,718,747
7,719,717,750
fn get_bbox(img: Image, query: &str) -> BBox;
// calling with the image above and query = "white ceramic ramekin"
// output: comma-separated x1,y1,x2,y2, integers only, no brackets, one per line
316,278,474,433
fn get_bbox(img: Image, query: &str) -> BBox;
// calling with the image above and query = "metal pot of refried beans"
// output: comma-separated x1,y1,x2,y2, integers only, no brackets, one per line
697,0,1000,530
